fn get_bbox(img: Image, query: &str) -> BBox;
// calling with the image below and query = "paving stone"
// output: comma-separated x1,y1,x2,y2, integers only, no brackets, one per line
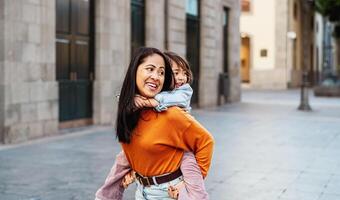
0,90,339,199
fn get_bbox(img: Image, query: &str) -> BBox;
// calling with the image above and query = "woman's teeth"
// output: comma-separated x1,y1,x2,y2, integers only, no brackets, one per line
147,83,157,89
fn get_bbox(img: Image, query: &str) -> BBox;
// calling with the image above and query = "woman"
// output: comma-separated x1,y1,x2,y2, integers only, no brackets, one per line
116,47,214,199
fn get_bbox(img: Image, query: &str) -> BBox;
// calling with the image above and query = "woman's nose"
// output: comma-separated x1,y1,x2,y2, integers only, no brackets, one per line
150,71,160,80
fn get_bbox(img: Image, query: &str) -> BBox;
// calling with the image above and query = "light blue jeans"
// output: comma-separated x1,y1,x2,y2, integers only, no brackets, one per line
135,176,183,200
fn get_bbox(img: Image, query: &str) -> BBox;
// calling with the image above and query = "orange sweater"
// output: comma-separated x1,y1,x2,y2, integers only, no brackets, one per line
121,107,214,178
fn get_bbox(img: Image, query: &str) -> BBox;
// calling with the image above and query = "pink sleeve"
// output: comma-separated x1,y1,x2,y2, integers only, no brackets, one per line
178,152,209,200
95,151,131,200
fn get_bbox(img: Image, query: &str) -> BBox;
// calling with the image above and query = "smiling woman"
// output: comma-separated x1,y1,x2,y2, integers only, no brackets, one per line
116,47,174,144
112,47,214,200
136,54,166,98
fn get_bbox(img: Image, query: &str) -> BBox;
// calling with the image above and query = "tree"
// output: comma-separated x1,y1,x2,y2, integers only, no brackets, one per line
315,0,340,37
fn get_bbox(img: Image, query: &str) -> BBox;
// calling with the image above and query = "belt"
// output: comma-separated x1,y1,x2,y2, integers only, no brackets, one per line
135,168,182,187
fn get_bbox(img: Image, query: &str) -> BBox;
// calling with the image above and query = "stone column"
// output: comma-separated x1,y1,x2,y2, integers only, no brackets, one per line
200,0,240,106
0,0,4,143
223,0,241,102
200,0,219,107
93,0,130,125
145,0,165,49
167,0,186,57
275,0,289,89
1,0,58,143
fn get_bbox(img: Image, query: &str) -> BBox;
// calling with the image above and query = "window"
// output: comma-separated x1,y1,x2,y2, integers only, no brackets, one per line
186,0,198,16
223,7,229,73
131,0,145,56
241,0,250,12
293,2,298,20
260,49,267,57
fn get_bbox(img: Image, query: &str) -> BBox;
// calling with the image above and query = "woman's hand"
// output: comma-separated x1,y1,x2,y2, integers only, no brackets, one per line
167,181,184,199
122,170,136,189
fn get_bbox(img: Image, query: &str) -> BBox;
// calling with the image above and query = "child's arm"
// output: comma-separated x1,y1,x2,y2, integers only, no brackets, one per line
95,151,131,200
154,83,193,112
170,152,209,200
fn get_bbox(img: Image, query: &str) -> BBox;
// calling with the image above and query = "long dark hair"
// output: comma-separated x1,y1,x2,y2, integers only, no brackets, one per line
116,47,174,143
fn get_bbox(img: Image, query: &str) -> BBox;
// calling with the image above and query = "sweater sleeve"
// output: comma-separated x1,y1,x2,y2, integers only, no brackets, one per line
169,109,214,178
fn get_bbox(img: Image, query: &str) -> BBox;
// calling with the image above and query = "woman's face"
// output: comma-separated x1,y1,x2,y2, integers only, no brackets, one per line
136,53,165,98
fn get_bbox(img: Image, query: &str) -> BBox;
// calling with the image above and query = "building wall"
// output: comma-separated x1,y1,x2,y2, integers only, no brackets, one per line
0,0,4,143
167,0,186,57
240,0,285,89
315,13,323,80
240,0,276,71
240,0,315,89
0,0,241,144
288,0,302,87
215,0,241,103
146,0,165,49
93,0,130,125
0,0,58,143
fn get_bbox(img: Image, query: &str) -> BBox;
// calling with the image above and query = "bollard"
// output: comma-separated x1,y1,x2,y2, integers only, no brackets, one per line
298,71,312,111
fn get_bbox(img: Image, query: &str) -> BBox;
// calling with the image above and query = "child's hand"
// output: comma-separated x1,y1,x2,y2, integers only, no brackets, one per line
134,95,159,108
122,171,136,189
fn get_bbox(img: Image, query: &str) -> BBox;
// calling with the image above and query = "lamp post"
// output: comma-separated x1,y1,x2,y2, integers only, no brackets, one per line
298,71,312,110
298,0,313,111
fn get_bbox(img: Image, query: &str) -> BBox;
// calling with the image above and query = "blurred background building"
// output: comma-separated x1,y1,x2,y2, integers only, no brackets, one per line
313,0,340,96
240,0,316,89
0,0,241,144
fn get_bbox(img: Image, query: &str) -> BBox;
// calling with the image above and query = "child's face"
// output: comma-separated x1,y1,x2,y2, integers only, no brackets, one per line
171,61,188,88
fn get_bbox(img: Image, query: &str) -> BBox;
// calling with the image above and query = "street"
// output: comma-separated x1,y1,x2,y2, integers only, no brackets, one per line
1,89,340,200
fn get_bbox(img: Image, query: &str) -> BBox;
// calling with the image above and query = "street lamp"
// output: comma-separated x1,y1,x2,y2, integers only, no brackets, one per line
298,0,313,111
298,71,312,110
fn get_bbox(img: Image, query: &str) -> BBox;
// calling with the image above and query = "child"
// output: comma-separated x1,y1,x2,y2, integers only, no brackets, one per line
95,51,209,200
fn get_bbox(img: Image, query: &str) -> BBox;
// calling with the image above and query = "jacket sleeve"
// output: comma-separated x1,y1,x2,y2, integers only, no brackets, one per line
154,84,193,112
178,152,209,200
95,151,131,200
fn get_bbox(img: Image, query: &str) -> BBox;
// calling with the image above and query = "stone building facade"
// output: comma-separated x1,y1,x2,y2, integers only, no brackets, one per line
240,0,314,89
0,0,240,144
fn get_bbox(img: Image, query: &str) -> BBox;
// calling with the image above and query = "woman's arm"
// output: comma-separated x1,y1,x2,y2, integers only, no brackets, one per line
169,108,214,178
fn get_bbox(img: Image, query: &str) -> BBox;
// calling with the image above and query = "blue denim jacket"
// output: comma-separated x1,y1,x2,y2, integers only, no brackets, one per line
154,83,193,112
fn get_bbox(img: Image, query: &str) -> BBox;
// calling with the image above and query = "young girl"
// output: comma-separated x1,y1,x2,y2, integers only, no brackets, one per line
95,51,210,200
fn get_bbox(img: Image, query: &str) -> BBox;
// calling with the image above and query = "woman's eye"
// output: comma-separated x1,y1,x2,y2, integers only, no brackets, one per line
146,68,153,72
159,71,165,76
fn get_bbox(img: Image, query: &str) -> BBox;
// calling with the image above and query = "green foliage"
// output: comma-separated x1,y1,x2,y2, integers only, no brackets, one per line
315,0,340,21
315,0,340,38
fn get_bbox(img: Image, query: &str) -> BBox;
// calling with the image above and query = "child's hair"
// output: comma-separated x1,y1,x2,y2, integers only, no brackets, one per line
164,51,193,84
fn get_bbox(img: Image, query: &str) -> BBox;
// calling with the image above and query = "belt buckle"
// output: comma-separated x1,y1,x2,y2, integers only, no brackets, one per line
138,175,151,187
145,177,151,187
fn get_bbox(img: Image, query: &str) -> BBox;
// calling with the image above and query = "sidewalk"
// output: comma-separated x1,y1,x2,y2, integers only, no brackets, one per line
0,89,340,200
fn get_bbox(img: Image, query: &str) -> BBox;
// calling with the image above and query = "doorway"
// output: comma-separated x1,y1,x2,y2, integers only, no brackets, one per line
241,36,250,83
56,0,94,127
